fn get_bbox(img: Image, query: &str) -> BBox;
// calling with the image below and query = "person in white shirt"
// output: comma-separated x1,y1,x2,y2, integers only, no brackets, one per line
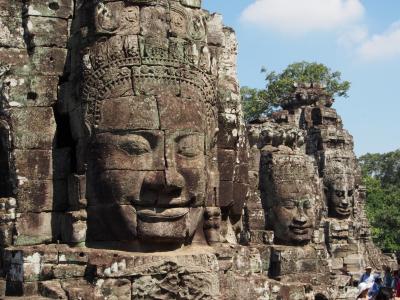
360,266,375,285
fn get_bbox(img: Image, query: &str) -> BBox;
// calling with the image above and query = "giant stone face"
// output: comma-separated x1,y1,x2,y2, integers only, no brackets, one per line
324,163,355,219
261,152,320,245
78,0,220,250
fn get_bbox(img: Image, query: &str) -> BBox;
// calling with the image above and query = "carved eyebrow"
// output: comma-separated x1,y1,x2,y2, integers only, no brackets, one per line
94,132,161,149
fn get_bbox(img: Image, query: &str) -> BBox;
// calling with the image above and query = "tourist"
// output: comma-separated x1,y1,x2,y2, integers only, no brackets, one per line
357,282,372,299
391,270,400,295
383,266,393,288
360,267,375,284
368,274,383,299
395,270,400,298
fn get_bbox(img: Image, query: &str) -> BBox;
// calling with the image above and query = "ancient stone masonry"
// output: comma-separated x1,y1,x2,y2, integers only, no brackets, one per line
245,83,398,299
0,0,251,298
0,0,396,299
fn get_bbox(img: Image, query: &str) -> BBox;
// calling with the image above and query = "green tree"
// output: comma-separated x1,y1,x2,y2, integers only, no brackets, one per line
359,150,400,252
359,150,400,187
241,61,351,121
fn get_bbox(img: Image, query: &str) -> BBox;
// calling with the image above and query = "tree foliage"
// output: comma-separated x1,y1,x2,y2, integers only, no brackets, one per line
359,150,400,252
241,61,351,121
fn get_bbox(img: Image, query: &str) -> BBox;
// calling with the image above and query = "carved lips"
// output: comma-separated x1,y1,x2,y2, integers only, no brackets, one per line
136,208,189,221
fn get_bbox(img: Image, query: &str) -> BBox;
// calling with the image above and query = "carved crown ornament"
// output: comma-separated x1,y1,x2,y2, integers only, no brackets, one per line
80,0,216,129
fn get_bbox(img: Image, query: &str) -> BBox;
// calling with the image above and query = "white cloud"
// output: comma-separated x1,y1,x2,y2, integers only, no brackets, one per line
337,26,368,48
357,22,400,62
240,0,365,35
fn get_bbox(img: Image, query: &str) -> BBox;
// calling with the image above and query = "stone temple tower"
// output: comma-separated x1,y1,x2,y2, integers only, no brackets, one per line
0,1,396,299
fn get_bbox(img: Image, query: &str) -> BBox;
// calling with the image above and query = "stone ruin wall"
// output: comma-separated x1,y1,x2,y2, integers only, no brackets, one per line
0,0,396,299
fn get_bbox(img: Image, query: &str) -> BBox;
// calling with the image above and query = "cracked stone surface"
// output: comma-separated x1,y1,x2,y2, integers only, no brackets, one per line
0,1,396,299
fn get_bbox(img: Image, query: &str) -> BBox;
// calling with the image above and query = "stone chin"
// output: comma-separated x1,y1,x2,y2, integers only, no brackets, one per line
136,207,204,243
331,206,351,219
280,227,312,245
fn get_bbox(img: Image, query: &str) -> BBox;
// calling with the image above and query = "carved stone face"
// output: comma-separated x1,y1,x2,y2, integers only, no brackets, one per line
327,175,354,219
270,183,316,245
85,84,217,248
81,1,221,249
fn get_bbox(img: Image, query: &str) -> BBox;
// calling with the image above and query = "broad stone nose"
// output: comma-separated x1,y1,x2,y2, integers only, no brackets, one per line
293,209,308,225
341,197,349,207
164,169,185,193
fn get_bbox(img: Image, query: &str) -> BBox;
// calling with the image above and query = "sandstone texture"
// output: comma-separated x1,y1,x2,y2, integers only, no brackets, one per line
0,0,396,299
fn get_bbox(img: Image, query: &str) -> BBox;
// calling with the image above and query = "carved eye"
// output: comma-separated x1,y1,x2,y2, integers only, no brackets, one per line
348,190,354,197
177,135,202,158
282,200,296,209
336,190,345,198
119,136,151,156
303,200,312,209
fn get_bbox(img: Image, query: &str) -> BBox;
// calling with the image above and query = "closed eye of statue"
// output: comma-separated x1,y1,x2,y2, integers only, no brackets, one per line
282,200,296,209
177,135,202,158
119,136,151,156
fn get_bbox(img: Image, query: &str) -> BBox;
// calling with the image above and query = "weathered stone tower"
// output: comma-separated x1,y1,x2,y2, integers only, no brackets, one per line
0,0,396,299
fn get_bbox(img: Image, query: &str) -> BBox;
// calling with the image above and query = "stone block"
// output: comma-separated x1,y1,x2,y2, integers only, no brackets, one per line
219,272,274,300
0,47,67,77
25,0,74,19
331,244,359,258
207,14,225,46
219,180,233,208
86,205,137,242
234,163,249,184
14,150,52,180
14,212,54,245
16,180,53,213
218,149,235,181
53,148,72,180
332,258,344,270
0,222,15,247
0,0,23,17
158,90,206,131
269,246,328,278
0,197,17,222
38,280,67,299
26,16,68,48
248,148,260,171
0,279,5,298
52,264,86,279
217,113,238,149
2,74,59,108
132,268,219,299
30,47,68,76
9,107,56,149
98,96,160,131
0,48,30,75
247,208,266,230
61,279,94,299
60,211,87,244
140,6,168,38
89,131,165,171
88,251,218,278
57,245,89,264
231,183,248,215
180,0,201,8
94,279,131,300
67,174,87,210
0,16,25,48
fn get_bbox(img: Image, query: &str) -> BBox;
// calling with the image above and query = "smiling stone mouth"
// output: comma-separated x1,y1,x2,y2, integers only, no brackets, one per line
136,207,189,221
289,226,310,234
337,207,351,213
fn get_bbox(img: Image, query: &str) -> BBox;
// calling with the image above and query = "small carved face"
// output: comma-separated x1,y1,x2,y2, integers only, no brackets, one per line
95,2,121,34
270,187,316,245
328,176,354,219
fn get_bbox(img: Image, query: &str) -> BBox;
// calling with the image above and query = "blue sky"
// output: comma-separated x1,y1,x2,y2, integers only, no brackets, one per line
203,0,400,156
